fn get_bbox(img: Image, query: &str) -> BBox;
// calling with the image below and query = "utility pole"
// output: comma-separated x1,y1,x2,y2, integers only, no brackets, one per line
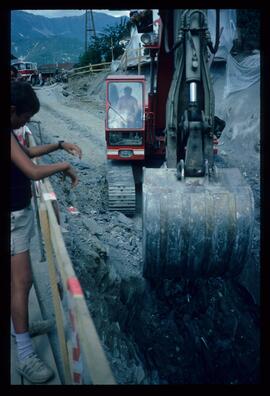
84,10,97,53
110,37,114,61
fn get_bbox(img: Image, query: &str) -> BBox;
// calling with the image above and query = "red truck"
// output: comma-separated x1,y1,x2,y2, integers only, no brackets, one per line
11,60,39,85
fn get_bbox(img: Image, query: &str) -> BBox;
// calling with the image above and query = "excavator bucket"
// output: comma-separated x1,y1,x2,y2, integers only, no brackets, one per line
142,167,254,280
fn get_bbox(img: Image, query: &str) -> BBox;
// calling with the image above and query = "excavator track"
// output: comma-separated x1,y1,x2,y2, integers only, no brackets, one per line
106,162,136,216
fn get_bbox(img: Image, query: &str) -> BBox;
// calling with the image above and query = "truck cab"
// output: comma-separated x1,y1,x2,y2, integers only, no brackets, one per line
11,61,38,85
105,75,146,160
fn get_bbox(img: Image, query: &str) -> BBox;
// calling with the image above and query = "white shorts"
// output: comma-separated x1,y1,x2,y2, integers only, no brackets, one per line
11,204,35,256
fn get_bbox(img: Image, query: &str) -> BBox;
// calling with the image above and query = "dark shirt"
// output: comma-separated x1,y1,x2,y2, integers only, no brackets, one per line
11,131,32,211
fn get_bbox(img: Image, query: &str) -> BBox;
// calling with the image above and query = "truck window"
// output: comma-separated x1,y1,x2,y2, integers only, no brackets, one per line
107,81,144,129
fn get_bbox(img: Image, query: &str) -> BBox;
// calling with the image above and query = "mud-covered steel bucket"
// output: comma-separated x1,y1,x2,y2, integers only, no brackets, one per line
142,167,254,279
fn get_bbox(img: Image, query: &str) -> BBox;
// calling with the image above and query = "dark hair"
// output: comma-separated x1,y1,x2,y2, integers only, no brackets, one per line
11,81,40,116
11,65,18,78
124,86,132,93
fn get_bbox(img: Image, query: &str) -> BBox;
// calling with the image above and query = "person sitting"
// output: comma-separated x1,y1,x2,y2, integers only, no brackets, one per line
117,86,140,128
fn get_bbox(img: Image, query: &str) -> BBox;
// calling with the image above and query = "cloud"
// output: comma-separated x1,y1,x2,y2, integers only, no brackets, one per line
100,10,130,18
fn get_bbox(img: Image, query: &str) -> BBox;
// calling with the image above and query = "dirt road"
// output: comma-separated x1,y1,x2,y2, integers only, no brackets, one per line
33,84,105,167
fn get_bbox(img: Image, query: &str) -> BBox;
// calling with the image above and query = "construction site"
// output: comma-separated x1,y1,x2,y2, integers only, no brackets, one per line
10,9,260,385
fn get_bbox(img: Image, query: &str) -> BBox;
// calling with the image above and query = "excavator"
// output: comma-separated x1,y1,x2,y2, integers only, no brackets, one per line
105,9,254,280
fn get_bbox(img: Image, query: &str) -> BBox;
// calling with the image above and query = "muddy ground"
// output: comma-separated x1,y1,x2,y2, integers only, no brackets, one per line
29,61,260,384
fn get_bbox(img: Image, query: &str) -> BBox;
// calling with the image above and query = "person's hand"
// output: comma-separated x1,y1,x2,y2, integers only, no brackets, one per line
62,142,82,159
63,165,79,188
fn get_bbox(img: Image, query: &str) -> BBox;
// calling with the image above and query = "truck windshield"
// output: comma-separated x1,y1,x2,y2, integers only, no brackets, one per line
107,81,144,129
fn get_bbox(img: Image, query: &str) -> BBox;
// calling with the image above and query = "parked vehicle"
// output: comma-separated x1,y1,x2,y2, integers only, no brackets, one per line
11,60,39,85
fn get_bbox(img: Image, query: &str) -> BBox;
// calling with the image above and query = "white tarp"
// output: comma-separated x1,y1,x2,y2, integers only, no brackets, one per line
223,52,260,98
208,9,260,97
208,9,237,60
120,10,160,69
111,59,121,72
124,26,148,67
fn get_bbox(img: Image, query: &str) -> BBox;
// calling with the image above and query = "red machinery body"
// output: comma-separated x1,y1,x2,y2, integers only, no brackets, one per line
105,74,167,162
105,16,173,164
106,75,146,161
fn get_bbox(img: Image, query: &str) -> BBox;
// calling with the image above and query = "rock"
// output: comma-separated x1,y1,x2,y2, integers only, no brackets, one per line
86,250,101,267
70,159,90,170
129,236,137,247
89,235,108,258
62,90,69,97
254,139,260,153
134,365,146,384
81,84,89,91
220,150,228,156
116,212,134,228
82,217,103,236
110,225,123,234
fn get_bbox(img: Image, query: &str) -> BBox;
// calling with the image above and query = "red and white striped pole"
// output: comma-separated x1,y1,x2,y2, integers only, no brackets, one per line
67,277,84,384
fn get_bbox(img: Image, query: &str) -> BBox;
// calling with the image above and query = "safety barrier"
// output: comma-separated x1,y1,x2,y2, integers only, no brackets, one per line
68,45,150,78
68,62,112,78
28,133,116,385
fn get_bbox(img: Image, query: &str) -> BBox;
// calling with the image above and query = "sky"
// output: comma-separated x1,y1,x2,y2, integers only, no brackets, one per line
22,9,130,18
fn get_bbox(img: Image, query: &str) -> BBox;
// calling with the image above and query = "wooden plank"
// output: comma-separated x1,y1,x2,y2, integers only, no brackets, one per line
27,136,116,384
69,62,111,77
41,185,116,384
39,203,72,385
73,296,116,385
29,225,67,385
25,136,69,384
70,61,111,73
69,70,93,77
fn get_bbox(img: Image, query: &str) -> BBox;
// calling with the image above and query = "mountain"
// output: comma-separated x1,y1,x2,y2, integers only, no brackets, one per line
11,10,128,65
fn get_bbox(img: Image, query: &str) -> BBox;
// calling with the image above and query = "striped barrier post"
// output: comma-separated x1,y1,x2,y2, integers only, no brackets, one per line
67,277,84,384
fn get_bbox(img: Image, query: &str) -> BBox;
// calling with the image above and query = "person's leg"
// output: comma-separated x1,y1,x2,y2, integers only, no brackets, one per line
10,206,54,383
11,250,54,383
11,250,36,362
11,250,32,334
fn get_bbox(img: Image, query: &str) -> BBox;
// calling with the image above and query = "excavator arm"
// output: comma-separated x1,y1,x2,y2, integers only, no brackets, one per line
142,10,254,280
164,9,217,176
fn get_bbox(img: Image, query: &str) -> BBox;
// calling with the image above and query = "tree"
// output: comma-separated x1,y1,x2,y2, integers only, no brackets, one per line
79,45,101,66
78,19,130,66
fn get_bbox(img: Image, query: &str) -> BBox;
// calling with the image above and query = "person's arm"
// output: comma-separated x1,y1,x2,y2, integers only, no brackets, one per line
117,97,124,111
27,141,82,159
132,97,139,114
11,133,78,187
